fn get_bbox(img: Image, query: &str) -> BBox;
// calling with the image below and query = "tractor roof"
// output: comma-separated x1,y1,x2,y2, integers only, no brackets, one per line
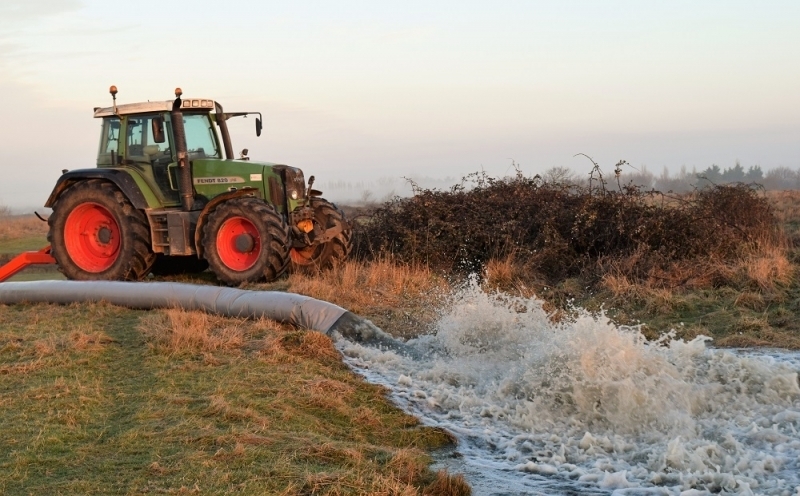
93,98,216,118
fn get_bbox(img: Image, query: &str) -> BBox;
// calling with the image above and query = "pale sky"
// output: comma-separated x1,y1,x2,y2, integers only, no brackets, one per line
1,0,798,208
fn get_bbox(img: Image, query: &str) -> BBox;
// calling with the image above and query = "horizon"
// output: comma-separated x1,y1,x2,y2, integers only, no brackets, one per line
1,0,798,210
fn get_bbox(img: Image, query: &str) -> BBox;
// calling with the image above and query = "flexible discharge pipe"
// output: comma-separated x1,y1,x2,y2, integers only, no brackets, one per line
0,280,405,351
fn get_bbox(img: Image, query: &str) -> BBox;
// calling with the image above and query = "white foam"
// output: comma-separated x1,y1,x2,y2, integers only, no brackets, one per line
338,280,800,495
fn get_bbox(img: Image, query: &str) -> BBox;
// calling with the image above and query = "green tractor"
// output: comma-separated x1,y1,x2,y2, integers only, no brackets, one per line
44,87,352,285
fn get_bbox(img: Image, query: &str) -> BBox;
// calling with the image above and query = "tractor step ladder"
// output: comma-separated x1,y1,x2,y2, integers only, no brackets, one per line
0,246,57,282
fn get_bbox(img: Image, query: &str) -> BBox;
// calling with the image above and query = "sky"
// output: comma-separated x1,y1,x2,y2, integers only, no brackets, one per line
0,0,798,208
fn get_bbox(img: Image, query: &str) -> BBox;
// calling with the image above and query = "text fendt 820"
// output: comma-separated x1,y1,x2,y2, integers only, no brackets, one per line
44,87,352,285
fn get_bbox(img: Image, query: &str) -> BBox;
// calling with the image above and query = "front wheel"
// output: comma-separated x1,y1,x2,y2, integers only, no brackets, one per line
289,198,352,273
202,198,290,285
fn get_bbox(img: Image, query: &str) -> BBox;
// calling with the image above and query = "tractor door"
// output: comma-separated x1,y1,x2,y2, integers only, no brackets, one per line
125,114,179,205
97,117,120,166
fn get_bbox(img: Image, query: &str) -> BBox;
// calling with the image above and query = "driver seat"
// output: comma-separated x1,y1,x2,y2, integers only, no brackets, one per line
143,145,161,163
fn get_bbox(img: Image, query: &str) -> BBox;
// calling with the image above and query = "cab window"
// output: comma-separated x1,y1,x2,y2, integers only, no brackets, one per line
127,115,172,165
183,114,220,158
97,117,120,166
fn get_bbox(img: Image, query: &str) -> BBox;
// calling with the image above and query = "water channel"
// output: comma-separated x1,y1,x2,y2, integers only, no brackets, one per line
336,282,800,495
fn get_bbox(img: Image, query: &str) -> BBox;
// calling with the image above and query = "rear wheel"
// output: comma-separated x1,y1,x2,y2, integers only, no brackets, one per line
202,198,290,285
48,180,156,281
289,198,352,273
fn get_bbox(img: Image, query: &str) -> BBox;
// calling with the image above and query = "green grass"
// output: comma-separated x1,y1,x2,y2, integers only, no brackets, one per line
3,267,65,282
0,236,48,255
567,280,800,349
0,303,465,494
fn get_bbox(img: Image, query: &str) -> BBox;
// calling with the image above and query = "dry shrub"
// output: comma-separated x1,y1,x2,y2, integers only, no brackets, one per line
139,309,246,353
354,172,781,292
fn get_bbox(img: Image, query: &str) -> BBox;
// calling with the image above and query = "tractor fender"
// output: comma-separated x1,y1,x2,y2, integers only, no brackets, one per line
44,169,152,209
194,187,264,259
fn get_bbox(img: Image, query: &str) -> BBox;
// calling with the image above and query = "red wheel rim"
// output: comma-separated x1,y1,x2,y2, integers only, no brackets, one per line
290,246,319,265
64,202,121,272
217,217,261,271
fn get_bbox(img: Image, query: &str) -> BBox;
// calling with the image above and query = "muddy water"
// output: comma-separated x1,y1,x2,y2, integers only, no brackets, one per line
335,281,800,495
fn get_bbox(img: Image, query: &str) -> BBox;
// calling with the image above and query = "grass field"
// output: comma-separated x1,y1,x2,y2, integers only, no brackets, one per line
0,215,469,494
3,189,800,493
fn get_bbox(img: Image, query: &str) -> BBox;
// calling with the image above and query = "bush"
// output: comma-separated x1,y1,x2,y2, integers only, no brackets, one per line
353,171,778,285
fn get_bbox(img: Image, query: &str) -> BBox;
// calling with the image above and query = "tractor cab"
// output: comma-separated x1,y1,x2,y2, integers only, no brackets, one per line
93,97,239,207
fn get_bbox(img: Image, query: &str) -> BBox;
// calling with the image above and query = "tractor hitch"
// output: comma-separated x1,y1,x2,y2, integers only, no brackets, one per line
0,246,57,283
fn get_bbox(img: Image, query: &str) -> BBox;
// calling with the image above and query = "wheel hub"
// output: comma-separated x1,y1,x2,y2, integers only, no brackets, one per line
97,226,112,244
234,233,255,253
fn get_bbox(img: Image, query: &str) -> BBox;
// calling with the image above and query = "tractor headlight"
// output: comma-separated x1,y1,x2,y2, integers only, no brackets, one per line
283,166,306,202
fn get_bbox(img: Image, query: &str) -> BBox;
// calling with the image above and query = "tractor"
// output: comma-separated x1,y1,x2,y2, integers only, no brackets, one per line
41,86,352,285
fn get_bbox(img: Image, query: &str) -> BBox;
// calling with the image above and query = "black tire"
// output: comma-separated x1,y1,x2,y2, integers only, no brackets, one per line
202,198,290,285
150,254,209,276
48,180,156,281
289,198,353,273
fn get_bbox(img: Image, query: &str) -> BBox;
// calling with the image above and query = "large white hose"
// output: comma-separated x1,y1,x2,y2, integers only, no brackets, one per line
0,280,405,350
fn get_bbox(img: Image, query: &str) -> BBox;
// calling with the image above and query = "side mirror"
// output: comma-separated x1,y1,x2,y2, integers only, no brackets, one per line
255,117,262,137
152,117,165,144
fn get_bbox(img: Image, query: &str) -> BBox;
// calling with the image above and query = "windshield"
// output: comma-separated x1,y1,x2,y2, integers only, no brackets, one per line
183,113,220,159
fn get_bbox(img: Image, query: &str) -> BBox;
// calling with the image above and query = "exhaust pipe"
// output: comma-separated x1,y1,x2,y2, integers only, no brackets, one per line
171,88,195,211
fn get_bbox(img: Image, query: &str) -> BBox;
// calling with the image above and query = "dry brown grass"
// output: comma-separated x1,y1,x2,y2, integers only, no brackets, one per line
600,271,638,299
285,258,445,310
482,256,545,297
278,259,449,339
291,444,469,496
423,470,471,496
484,257,516,289
738,242,795,291
0,214,47,240
766,190,800,224
138,308,281,354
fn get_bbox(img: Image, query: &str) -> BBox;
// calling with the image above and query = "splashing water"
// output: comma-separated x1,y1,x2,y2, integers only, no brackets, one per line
336,281,800,495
